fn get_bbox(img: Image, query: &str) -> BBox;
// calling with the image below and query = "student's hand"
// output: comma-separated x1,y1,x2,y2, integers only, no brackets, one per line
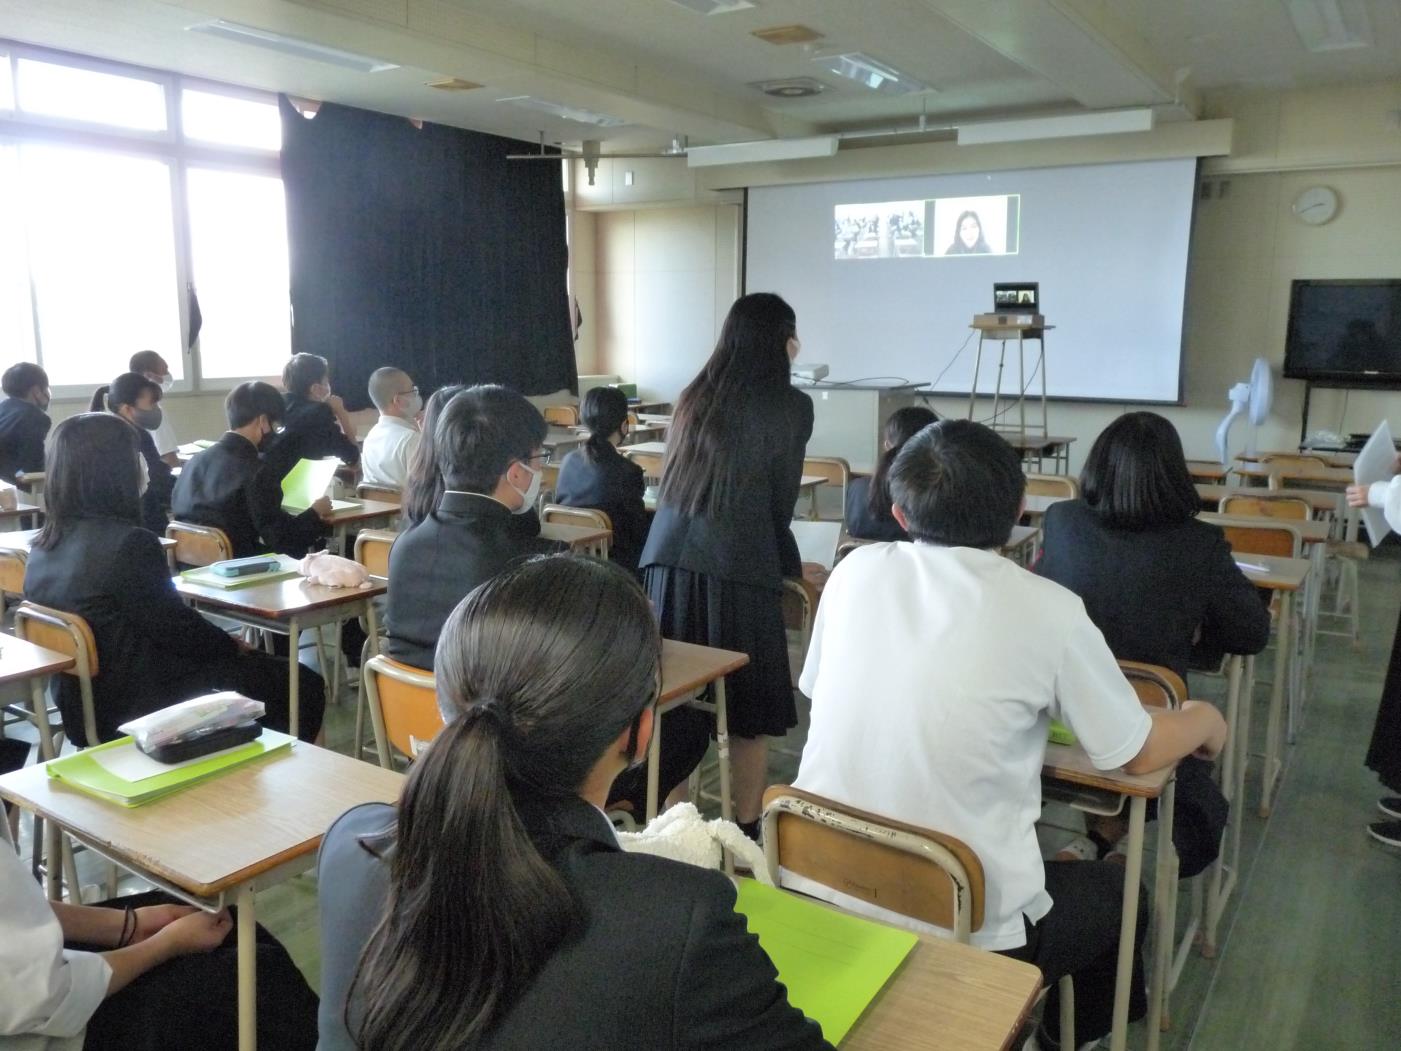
311,495,334,517
326,393,346,414
131,904,197,944
1183,699,1228,761
1346,484,1371,509
152,908,232,956
800,562,829,588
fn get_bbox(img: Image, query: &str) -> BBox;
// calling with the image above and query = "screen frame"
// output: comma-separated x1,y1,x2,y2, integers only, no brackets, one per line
1283,278,1401,386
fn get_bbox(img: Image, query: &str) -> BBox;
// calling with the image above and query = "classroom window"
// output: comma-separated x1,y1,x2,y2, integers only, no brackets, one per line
181,88,281,152
0,145,37,369
17,142,182,386
0,54,13,112
186,166,291,379
15,56,167,132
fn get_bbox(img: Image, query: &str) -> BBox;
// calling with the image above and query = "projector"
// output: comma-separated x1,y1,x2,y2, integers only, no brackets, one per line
791,364,829,384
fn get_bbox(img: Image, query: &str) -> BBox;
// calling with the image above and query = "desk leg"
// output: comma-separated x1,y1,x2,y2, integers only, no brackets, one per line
645,710,663,822
1261,592,1293,817
355,602,380,760
715,680,732,825
1204,656,1244,958
288,615,301,741
44,819,60,900
1109,796,1147,1051
1147,779,1177,1049
237,884,257,1051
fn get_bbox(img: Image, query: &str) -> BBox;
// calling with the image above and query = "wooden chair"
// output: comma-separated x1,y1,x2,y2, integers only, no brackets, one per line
835,539,869,564
1118,660,1184,711
164,521,233,568
1219,494,1310,522
780,576,819,661
623,449,665,481
1025,473,1079,499
761,785,1074,1050
355,482,401,503
543,404,580,427
1257,453,1329,490
353,528,396,580
0,547,26,619
801,456,851,521
363,653,442,768
541,504,612,559
1219,521,1301,560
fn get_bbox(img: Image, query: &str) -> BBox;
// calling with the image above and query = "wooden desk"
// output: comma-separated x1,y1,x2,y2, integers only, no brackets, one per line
0,528,177,556
0,501,42,527
541,520,612,557
1238,449,1356,468
1021,492,1068,518
1042,742,1177,1051
1231,461,1353,487
1002,524,1041,566
174,574,388,737
1186,460,1228,482
653,639,749,822
1003,434,1075,475
0,744,403,1051
1199,512,1330,545
628,440,668,457
319,497,401,553
843,933,1041,1050
1196,484,1342,518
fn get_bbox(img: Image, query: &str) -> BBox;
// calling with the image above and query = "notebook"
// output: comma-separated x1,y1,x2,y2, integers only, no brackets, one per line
281,457,360,513
179,555,302,590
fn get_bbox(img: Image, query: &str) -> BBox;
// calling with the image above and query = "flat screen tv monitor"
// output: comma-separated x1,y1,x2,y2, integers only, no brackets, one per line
1284,279,1401,385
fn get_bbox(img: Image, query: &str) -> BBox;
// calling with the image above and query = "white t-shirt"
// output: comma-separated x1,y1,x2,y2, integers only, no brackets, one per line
0,821,110,1050
359,415,421,490
149,415,179,458
793,541,1152,950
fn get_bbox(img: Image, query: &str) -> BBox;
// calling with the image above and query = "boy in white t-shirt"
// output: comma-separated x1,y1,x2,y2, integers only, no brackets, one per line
794,419,1227,1050
360,367,423,490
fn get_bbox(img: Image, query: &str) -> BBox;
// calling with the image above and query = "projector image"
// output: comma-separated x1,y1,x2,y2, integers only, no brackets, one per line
791,364,830,384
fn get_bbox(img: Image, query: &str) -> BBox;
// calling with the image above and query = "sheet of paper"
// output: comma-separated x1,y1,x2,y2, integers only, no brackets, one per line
90,737,260,783
1353,420,1395,548
733,879,917,1044
790,520,843,570
281,457,341,511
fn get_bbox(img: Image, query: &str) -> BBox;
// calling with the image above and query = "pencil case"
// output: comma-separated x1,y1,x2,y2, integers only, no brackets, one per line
211,556,283,578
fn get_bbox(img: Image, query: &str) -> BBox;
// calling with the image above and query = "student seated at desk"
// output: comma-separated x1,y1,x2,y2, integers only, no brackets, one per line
844,405,937,542
24,414,325,745
0,362,51,486
400,383,463,526
384,385,562,671
794,419,1227,1049
1034,412,1268,872
359,367,421,490
261,353,360,482
171,382,331,560
129,350,181,468
90,373,174,537
555,385,649,573
318,556,829,1051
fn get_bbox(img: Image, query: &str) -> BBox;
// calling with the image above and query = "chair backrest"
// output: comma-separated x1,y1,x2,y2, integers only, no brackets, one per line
780,577,818,659
1024,473,1079,499
802,457,850,518
1221,521,1301,559
353,529,397,579
1117,660,1184,710
165,521,233,568
355,482,402,503
761,785,985,942
623,449,665,480
1219,494,1310,521
13,601,100,748
362,654,443,767
0,548,27,596
1259,453,1329,472
541,504,612,558
543,405,579,427
835,538,870,564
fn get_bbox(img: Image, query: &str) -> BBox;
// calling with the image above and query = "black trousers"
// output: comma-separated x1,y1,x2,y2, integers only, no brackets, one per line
998,861,1148,1045
1367,602,1401,794
77,891,318,1051
163,651,326,744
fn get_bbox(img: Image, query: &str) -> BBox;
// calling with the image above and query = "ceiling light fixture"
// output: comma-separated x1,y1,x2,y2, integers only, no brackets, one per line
957,108,1154,145
687,135,838,167
752,25,823,45
749,77,827,98
497,96,628,127
427,77,483,91
812,51,925,95
187,20,400,73
1283,0,1373,52
665,0,757,15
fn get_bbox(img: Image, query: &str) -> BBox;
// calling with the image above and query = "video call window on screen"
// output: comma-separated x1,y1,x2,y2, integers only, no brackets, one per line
833,194,1021,260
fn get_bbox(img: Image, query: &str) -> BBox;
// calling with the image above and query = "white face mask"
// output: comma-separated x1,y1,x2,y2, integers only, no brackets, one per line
402,391,423,417
509,461,542,514
137,455,149,498
158,374,174,393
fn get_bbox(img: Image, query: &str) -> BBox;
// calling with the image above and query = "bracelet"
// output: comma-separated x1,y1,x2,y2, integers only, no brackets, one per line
117,905,136,948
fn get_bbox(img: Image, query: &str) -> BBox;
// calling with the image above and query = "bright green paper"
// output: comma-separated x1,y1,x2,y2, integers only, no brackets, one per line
47,730,294,807
192,439,217,449
179,555,301,590
280,457,342,511
1048,719,1077,746
733,878,917,1043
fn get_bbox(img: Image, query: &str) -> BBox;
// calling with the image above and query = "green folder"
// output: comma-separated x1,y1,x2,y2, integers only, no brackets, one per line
281,457,343,512
179,555,301,590
733,879,917,1043
1048,719,1077,746
46,730,294,807
192,439,217,450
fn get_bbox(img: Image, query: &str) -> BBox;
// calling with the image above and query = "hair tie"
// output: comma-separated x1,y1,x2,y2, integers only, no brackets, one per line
466,698,502,724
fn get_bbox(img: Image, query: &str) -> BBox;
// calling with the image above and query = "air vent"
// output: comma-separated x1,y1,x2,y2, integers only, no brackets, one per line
427,77,483,91
666,0,757,14
750,77,827,98
752,25,824,45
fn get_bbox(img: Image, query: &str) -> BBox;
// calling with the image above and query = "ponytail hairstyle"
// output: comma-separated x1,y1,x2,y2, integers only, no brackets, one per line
349,556,661,1051
91,372,161,415
401,384,464,525
868,405,938,520
580,385,629,463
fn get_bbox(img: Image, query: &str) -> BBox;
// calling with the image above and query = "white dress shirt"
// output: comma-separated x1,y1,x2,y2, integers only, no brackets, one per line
359,414,421,490
0,822,111,1050
148,416,179,458
793,541,1152,950
1368,477,1401,533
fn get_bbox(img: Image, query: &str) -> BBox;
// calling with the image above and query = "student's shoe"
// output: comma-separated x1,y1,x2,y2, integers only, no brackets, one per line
1366,820,1401,847
1377,797,1401,820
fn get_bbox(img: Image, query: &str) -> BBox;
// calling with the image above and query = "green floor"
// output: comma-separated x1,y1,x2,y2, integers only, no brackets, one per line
20,544,1401,1049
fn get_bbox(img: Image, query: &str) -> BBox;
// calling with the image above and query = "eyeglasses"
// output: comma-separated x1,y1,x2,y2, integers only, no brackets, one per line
525,450,553,466
398,387,419,397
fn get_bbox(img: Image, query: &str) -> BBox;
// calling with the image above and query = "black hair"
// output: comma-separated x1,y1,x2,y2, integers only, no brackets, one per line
2,362,48,400
868,406,939,520
283,353,329,397
128,350,166,376
90,373,161,414
33,413,143,551
225,381,287,430
581,385,630,463
434,385,547,495
348,556,660,1051
1080,412,1201,530
888,418,1025,548
402,384,465,525
945,210,991,254
661,292,796,517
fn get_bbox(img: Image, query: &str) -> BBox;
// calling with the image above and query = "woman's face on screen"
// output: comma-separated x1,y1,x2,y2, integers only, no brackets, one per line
959,215,981,248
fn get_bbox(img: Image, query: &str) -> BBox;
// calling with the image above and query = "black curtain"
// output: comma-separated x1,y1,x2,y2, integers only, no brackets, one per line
278,97,576,409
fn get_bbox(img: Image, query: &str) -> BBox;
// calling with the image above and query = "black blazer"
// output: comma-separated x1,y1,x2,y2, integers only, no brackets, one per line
316,795,830,1051
261,393,360,482
641,387,813,589
843,475,908,542
136,423,175,537
0,397,50,483
384,491,563,670
170,432,328,559
23,517,240,746
554,443,649,572
1034,499,1271,679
